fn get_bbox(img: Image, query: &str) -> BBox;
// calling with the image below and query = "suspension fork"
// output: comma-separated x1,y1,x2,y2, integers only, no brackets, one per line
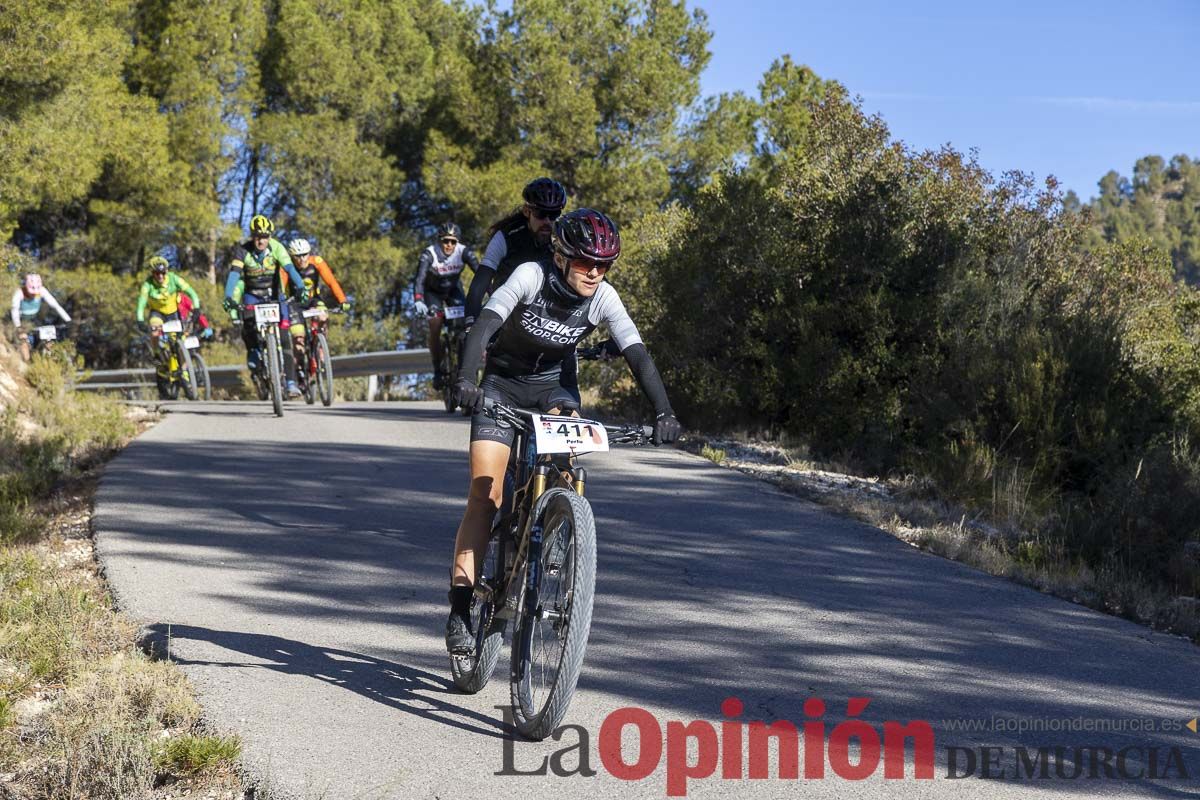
521,463,555,613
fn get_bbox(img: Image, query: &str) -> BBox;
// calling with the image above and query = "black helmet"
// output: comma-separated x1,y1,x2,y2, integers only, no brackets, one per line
436,222,461,241
552,208,621,262
522,177,567,211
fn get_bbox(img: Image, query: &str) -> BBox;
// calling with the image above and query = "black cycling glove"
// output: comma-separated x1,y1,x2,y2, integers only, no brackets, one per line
654,412,681,445
453,378,484,413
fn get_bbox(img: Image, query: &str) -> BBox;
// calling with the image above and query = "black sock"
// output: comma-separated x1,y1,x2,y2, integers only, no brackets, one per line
448,585,473,616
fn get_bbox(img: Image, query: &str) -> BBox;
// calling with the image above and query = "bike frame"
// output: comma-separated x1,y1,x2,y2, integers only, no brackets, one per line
480,404,648,621
28,323,66,354
241,304,286,366
149,325,182,373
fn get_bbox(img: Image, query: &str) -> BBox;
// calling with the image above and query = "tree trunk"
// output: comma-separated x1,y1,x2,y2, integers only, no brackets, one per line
207,228,218,284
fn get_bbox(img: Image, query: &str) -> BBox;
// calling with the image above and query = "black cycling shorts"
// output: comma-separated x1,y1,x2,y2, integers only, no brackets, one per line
469,371,581,447
424,286,466,312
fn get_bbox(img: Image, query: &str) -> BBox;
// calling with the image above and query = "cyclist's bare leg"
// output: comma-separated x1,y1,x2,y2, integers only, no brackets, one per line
291,324,306,376
148,317,168,371
450,439,510,588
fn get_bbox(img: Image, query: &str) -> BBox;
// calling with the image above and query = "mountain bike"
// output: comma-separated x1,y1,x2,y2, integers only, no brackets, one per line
152,318,198,401
295,305,341,407
234,302,285,417
449,397,654,740
431,303,468,413
23,322,68,360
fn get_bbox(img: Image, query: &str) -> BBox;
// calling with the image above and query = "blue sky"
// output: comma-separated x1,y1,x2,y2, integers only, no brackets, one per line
695,0,1199,200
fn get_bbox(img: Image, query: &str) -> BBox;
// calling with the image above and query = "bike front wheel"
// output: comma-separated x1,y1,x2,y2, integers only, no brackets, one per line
509,488,597,740
315,332,334,407
192,351,211,401
265,326,284,417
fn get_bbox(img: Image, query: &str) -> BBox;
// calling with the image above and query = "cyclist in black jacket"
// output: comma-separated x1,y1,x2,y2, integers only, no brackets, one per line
462,177,567,325
444,208,682,653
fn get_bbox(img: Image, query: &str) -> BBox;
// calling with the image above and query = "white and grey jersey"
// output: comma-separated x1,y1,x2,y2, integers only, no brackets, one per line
483,259,642,378
427,243,467,275
415,243,478,298
11,288,70,327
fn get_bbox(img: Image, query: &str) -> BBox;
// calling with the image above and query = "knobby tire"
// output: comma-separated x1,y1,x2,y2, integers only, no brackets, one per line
509,488,596,740
266,326,284,417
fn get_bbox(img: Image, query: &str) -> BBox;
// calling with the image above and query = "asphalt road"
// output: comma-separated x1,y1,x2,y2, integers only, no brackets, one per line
94,401,1200,799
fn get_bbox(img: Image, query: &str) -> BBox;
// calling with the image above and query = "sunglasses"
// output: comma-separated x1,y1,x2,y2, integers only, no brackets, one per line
440,238,458,245
568,258,613,275
530,206,562,221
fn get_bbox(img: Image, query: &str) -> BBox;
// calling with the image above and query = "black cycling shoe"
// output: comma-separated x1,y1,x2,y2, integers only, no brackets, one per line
432,371,446,391
445,610,474,655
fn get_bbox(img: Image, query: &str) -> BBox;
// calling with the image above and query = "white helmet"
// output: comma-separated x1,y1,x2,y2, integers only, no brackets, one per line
287,238,312,257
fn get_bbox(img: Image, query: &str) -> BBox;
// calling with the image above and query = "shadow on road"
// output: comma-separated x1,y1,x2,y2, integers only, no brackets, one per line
145,623,510,739
97,407,1200,793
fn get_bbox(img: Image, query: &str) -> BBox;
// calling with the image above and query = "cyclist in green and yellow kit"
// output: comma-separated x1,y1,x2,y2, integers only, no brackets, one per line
223,215,308,397
136,256,202,398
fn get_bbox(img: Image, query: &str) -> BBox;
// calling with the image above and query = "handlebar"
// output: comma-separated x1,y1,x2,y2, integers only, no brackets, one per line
422,305,468,322
480,397,654,445
230,299,341,326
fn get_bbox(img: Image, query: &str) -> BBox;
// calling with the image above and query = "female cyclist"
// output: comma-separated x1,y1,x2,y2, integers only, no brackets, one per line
444,208,681,653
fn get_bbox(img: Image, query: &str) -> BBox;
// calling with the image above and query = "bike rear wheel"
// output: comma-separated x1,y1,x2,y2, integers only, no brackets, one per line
315,332,334,407
250,347,269,400
193,352,211,400
162,348,181,400
441,329,459,413
265,327,284,417
450,532,506,693
156,372,176,400
509,488,596,740
178,339,198,401
302,342,316,405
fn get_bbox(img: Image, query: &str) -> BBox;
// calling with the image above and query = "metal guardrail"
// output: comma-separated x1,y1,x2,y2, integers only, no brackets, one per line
76,349,433,391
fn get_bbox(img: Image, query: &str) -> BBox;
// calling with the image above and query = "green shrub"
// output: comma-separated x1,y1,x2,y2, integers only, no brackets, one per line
154,734,241,776
612,87,1200,599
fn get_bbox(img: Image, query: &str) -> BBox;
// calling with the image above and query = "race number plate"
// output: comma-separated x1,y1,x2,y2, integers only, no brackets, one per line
532,414,609,455
443,305,465,320
184,336,200,349
302,308,325,319
254,303,281,324
161,319,183,333
37,325,57,341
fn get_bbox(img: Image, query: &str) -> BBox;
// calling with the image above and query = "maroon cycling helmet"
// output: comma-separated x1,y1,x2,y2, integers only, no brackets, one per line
551,208,621,262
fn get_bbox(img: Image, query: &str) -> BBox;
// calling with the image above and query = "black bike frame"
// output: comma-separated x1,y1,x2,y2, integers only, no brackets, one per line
481,404,648,620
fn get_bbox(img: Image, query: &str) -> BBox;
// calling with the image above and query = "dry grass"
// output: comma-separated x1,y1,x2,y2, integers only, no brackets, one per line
0,344,247,798
0,479,249,799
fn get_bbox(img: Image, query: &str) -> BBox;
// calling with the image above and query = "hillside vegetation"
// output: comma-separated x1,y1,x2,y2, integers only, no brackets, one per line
2,0,1197,631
